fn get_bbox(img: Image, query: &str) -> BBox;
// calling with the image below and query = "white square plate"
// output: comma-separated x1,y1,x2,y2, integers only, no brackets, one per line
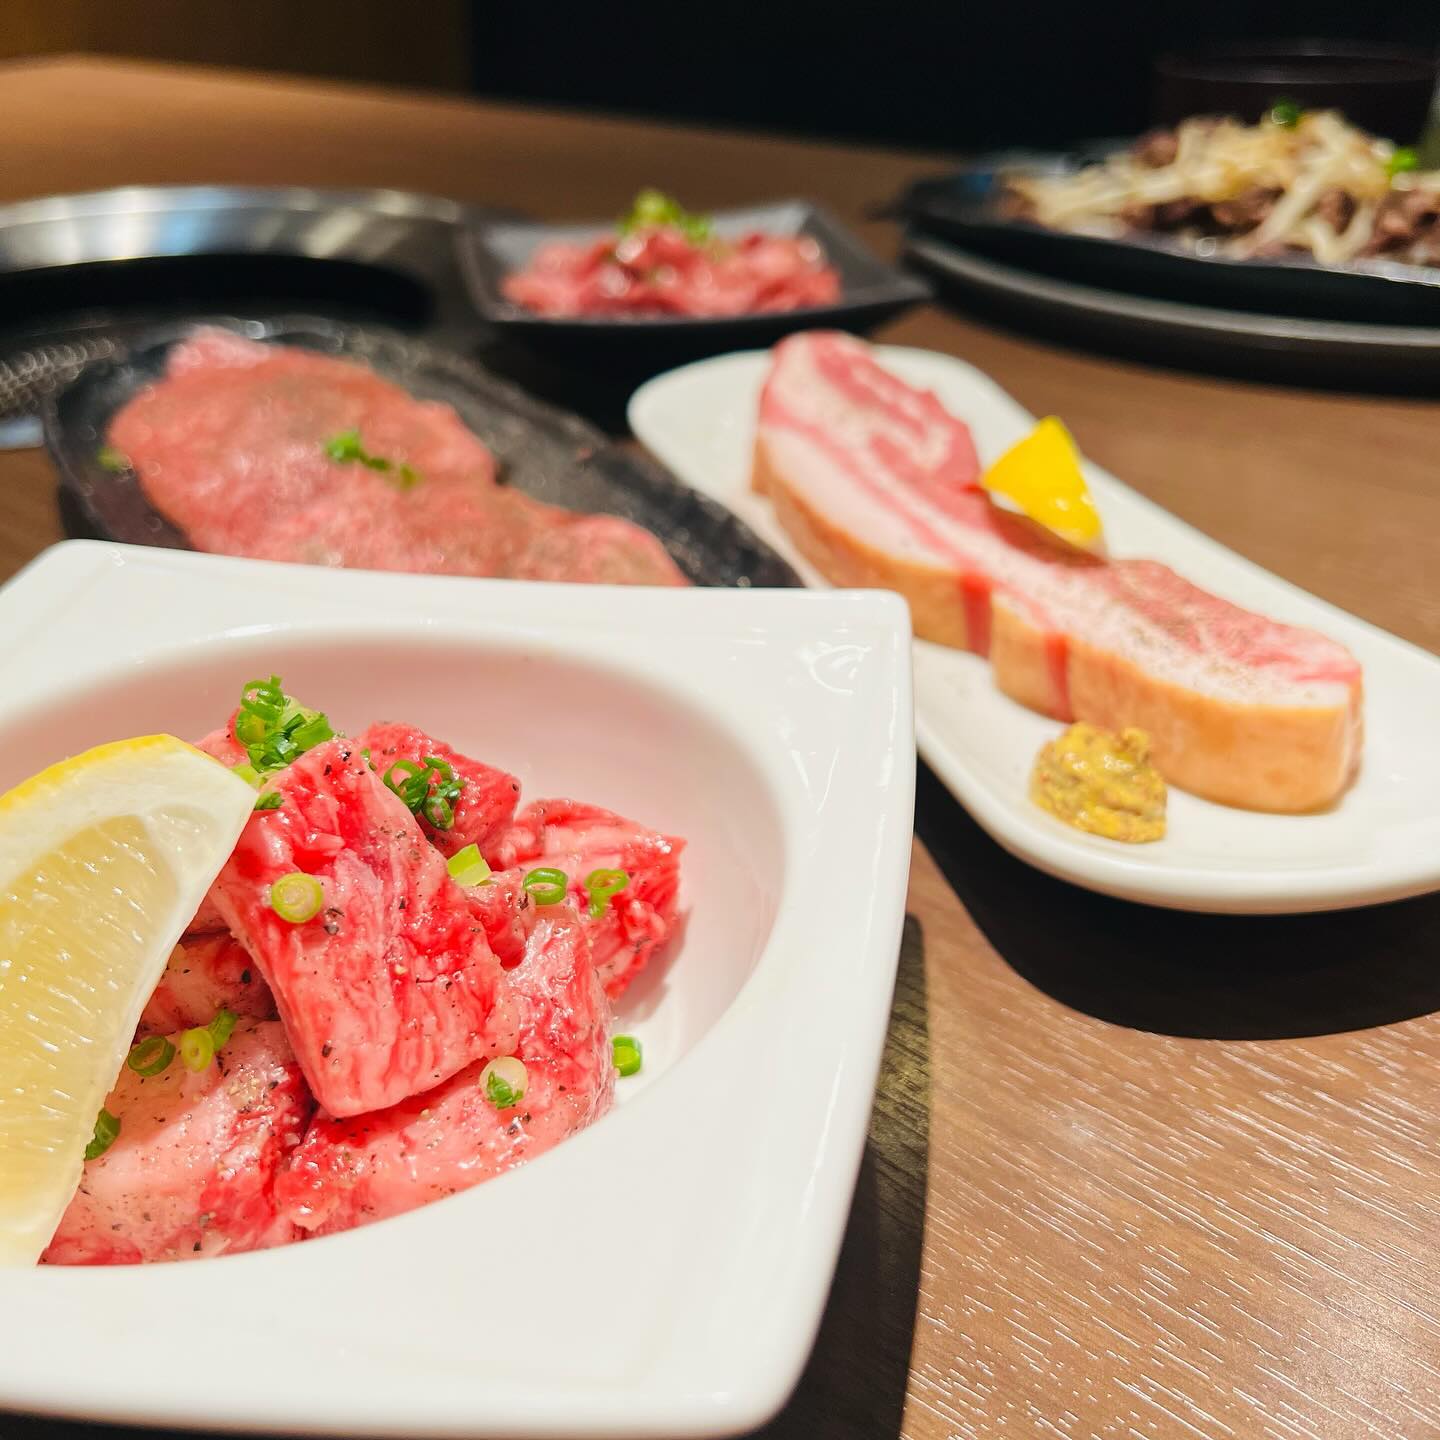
0,541,914,1437
630,346,1440,914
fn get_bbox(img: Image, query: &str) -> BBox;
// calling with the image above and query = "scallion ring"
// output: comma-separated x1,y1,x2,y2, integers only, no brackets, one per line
289,712,335,751
612,1035,643,1077
383,759,427,808
126,1034,175,1077
423,792,454,830
253,792,284,811
179,1027,216,1072
446,843,492,887
270,871,324,923
584,867,629,918
85,1108,121,1161
481,1056,528,1109
522,867,569,906
231,762,262,788
208,1008,239,1051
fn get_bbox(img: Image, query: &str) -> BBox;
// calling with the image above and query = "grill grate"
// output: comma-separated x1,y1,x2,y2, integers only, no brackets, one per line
0,337,122,421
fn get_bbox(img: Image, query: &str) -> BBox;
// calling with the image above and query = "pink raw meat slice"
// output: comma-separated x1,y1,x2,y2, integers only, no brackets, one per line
138,932,277,1036
193,719,247,768
109,330,687,587
493,799,683,999
210,738,514,1117
43,1019,312,1265
277,907,613,1237
357,721,520,860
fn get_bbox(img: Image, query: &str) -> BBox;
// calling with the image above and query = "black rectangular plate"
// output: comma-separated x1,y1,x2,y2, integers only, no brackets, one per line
41,316,800,591
457,199,929,367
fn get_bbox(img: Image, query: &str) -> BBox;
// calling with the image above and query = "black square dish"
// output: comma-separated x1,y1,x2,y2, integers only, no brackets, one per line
457,200,929,367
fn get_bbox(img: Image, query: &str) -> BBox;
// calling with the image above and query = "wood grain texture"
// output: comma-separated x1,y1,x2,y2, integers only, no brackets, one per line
3,59,1440,1440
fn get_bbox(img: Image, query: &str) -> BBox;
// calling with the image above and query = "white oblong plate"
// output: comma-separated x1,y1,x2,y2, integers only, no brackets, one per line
630,345,1440,915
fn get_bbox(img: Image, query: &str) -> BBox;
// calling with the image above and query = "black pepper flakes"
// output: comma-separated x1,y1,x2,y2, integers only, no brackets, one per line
321,1043,333,1058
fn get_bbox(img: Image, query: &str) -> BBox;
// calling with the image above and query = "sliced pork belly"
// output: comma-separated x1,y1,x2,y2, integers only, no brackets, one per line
43,1020,311,1265
277,908,613,1237
210,739,514,1118
493,799,683,998
138,933,277,1037
357,721,520,860
754,331,1364,812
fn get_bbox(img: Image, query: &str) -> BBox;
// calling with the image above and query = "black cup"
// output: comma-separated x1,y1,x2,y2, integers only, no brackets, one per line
1155,40,1438,143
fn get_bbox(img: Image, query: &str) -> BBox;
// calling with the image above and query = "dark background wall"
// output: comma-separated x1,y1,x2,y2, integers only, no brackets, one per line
3,0,1436,152
469,1,1440,150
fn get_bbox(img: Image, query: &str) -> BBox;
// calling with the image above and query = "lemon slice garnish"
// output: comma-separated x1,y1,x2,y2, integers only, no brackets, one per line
982,416,1104,551
0,735,255,1265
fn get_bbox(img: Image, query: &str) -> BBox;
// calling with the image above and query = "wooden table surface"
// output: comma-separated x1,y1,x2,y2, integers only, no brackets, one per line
6,57,1440,1440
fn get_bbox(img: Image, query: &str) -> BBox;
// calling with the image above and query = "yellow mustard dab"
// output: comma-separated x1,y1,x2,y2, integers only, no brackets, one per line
1030,723,1167,843
982,416,1104,551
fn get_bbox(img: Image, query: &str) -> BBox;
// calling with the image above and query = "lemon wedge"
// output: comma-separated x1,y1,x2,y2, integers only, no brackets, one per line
0,735,255,1265
981,416,1104,551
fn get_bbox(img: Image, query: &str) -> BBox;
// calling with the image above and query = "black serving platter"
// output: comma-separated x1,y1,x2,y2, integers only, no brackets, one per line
898,153,1440,327
41,316,800,591
457,199,930,369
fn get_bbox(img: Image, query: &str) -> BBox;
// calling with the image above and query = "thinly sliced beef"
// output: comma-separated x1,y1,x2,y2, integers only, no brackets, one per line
109,331,686,587
210,739,514,1117
493,799,683,998
43,1020,311,1265
138,933,277,1036
277,908,613,1237
357,722,520,860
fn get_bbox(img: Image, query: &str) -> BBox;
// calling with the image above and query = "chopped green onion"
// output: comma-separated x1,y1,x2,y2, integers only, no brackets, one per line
446,843,492,887
523,867,569,906
1389,146,1419,177
323,430,422,489
612,1035,643,1077
208,1008,239,1051
584,867,629,918
383,758,428,809
253,792,284,811
423,793,454,830
85,1108,121,1160
383,756,461,829
324,429,364,462
179,1027,215,1073
96,444,131,472
1270,98,1302,128
232,762,262,788
126,1035,175,1077
619,188,713,245
481,1056,528,1109
235,675,334,778
240,676,286,726
270,871,324,923
289,712,335,752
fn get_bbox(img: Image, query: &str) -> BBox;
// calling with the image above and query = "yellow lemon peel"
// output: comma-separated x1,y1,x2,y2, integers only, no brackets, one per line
981,416,1104,551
